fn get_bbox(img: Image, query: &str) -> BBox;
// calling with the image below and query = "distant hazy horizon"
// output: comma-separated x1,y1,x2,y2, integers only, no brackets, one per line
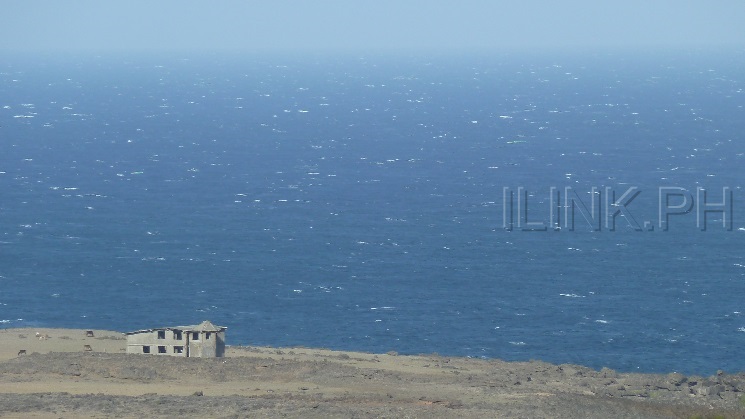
2,1,745,53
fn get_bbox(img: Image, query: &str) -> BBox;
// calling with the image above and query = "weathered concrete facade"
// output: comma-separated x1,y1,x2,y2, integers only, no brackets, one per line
125,320,226,358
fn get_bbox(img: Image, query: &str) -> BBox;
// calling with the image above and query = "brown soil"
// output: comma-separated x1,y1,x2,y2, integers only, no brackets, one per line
0,328,743,418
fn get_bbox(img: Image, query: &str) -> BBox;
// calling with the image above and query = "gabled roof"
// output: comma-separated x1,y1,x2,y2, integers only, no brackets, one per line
125,320,226,335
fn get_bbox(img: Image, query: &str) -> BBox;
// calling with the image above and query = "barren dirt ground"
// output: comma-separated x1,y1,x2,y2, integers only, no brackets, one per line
0,328,743,418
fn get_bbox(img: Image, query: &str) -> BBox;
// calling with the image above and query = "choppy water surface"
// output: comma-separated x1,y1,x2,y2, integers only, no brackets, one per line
1,50,744,374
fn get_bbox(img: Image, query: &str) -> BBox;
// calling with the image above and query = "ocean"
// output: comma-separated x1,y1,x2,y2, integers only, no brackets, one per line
1,49,743,375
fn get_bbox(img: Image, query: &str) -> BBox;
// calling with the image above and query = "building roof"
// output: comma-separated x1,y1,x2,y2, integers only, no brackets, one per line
125,320,226,335
181,320,226,332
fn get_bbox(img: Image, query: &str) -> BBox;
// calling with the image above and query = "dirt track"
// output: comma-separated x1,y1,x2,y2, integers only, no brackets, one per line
0,328,743,418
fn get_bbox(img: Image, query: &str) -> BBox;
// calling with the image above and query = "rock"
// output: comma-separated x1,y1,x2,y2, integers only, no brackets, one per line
696,384,725,397
720,376,745,392
599,367,618,379
666,372,686,386
557,364,583,377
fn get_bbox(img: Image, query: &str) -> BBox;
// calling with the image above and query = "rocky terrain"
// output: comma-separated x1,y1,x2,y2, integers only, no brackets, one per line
0,328,743,418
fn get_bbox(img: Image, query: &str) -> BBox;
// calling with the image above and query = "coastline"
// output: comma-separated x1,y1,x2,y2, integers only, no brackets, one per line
0,328,743,418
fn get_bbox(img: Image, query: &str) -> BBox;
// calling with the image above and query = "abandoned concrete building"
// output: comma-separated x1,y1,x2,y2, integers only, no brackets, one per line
125,320,226,358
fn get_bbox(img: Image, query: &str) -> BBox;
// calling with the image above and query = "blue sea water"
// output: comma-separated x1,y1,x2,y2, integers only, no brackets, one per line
1,50,744,375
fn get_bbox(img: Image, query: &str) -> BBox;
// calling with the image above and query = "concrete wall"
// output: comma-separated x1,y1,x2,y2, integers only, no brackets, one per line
126,329,187,356
126,329,225,358
185,331,225,358
216,333,225,357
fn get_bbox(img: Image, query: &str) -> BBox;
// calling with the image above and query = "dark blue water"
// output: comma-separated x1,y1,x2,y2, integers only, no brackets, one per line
1,50,744,374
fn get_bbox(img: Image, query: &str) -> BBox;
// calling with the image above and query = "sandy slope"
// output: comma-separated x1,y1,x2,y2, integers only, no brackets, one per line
0,328,743,418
